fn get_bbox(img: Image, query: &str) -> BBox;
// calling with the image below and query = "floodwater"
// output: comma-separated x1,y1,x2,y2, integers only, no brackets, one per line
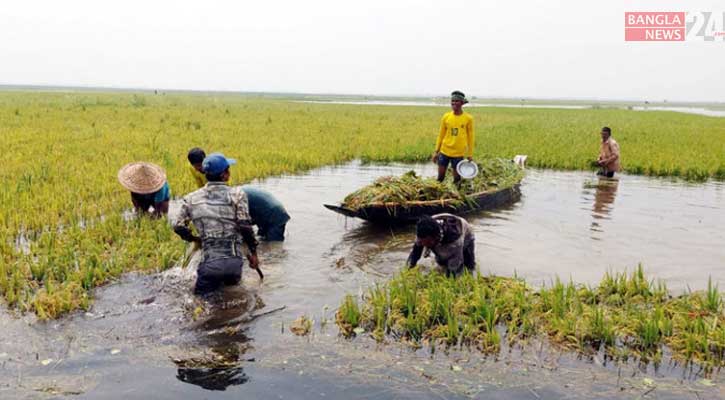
1,162,724,399
298,100,725,117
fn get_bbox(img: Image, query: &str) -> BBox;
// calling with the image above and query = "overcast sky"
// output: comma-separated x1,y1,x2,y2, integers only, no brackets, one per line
1,1,723,101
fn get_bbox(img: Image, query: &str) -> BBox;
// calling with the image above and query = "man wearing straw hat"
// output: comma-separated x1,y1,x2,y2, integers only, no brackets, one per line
118,162,171,218
432,90,475,183
172,153,261,295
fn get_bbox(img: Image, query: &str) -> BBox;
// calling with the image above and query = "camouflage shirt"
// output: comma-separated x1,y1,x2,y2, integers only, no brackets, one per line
173,182,257,262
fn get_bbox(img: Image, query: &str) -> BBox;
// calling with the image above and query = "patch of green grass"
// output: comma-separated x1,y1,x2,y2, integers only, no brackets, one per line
338,267,725,371
336,294,361,336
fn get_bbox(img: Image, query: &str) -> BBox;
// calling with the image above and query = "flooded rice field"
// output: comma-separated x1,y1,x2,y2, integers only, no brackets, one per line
1,162,724,399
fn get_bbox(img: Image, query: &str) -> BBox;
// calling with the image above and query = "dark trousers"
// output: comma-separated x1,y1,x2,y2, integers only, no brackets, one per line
195,257,244,295
436,235,476,277
257,222,287,242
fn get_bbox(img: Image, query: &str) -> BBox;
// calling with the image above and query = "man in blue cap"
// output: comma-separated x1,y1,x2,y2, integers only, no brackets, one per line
173,153,262,295
185,147,290,242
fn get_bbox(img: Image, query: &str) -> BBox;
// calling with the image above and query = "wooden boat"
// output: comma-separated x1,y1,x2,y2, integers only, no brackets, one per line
324,184,521,224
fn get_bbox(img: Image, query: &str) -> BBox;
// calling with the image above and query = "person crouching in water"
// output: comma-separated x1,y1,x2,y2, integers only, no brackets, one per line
173,153,261,295
432,90,475,184
406,214,476,277
117,161,171,218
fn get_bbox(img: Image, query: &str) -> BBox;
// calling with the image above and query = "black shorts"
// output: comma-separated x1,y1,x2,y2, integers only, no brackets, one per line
195,257,243,295
597,170,615,178
437,153,464,170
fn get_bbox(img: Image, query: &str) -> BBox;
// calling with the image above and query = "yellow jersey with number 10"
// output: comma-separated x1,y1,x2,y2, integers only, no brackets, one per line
435,111,474,158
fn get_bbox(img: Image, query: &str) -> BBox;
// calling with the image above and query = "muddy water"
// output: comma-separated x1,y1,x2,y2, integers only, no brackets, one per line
1,162,724,399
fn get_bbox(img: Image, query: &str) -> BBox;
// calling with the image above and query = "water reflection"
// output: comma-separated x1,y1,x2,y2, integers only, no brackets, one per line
324,222,412,276
174,344,250,391
173,286,259,391
589,178,619,234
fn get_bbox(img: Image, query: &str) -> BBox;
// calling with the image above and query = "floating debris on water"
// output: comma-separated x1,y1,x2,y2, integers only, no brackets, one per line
290,315,313,336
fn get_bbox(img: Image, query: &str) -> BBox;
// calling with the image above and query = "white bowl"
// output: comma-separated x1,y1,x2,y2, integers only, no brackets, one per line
456,160,479,180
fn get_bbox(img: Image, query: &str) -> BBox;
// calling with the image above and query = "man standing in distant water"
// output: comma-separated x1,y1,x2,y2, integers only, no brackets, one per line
597,127,621,178
432,91,475,183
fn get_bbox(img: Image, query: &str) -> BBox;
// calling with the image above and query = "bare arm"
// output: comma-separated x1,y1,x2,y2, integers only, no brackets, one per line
601,142,620,164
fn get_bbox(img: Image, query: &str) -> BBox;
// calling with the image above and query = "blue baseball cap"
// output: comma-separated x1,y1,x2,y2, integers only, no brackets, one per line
202,153,237,175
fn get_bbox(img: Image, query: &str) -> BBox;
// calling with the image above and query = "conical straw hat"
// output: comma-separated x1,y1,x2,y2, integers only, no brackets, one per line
117,162,167,194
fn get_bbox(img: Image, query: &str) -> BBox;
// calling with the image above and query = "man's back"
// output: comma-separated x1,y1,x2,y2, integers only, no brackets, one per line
241,186,290,226
176,182,253,261
430,213,471,256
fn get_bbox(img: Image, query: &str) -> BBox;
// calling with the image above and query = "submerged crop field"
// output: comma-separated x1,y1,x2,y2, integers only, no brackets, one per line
1,91,725,318
337,266,725,371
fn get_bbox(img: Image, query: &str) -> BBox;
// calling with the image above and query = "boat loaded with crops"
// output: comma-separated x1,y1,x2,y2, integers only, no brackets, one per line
324,158,524,223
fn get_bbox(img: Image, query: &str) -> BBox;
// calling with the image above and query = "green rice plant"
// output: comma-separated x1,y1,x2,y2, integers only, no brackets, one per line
367,284,389,338
336,294,361,337
338,266,725,369
637,311,663,350
704,277,722,313
585,307,616,347
442,304,460,345
539,278,575,319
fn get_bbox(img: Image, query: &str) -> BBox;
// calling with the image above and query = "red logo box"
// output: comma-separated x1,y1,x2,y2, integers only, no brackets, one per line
625,12,686,41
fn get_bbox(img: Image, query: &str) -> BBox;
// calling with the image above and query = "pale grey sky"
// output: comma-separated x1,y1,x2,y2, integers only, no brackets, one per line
1,1,723,101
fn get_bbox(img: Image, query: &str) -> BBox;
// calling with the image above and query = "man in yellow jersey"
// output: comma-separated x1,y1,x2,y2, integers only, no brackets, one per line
432,91,474,183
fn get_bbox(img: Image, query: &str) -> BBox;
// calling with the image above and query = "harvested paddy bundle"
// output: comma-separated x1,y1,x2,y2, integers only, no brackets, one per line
326,159,524,223
342,158,523,210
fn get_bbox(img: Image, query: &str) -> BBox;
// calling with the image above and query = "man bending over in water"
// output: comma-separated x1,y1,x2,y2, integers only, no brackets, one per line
406,214,476,277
